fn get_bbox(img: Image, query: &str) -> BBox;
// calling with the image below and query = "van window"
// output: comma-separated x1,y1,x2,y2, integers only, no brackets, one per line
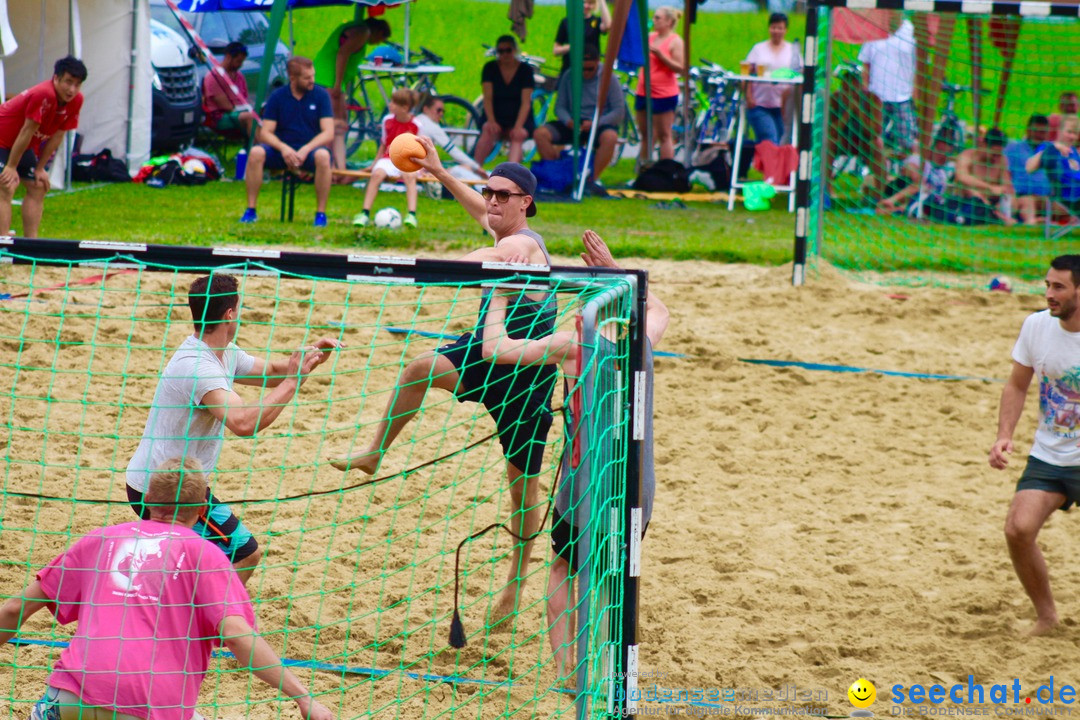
149,5,186,36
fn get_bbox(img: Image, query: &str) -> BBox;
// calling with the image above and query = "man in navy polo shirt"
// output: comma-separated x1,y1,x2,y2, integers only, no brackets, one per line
241,56,334,227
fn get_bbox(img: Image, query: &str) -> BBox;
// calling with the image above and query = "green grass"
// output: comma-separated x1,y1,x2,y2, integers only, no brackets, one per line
23,180,794,264
286,4,806,102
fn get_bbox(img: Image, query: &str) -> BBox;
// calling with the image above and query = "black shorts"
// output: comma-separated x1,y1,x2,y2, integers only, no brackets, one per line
551,507,648,566
1016,456,1080,511
127,484,259,562
0,147,38,181
258,143,329,173
542,122,619,147
436,333,556,477
633,94,678,114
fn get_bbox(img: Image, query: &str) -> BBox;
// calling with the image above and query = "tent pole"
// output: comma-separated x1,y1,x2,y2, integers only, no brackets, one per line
639,0,652,166
404,1,411,64
565,0,584,194
255,0,288,112
681,0,692,163
578,0,633,200
126,0,139,164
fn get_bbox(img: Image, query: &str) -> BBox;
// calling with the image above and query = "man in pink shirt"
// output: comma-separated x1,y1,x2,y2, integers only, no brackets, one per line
0,459,334,720
0,56,87,238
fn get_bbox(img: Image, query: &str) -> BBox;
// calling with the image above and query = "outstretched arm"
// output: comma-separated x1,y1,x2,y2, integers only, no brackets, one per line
237,338,342,387
580,230,669,348
412,135,491,233
221,616,334,720
481,291,577,366
0,581,51,646
204,345,328,436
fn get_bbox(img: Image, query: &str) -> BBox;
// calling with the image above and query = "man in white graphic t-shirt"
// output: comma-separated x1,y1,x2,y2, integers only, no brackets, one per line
126,273,341,584
991,254,1080,635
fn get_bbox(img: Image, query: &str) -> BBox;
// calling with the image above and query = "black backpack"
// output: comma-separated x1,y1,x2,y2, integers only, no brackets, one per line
632,159,691,193
71,148,131,183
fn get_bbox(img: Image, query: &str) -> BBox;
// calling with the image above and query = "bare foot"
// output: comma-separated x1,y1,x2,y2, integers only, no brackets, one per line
488,586,521,627
329,448,382,474
1025,617,1059,636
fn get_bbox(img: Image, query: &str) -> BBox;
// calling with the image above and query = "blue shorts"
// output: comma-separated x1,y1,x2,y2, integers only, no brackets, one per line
127,484,258,562
258,143,329,173
634,95,678,114
1016,456,1080,511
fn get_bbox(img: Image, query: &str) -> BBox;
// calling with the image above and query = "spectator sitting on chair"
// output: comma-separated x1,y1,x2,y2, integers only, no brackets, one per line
415,95,488,180
353,89,420,229
533,44,625,187
1027,114,1080,216
876,130,957,217
953,128,1018,226
1049,92,1079,142
202,42,255,141
474,35,535,166
1006,114,1072,225
743,12,802,146
314,17,391,171
241,57,333,227
0,55,86,238
553,0,611,78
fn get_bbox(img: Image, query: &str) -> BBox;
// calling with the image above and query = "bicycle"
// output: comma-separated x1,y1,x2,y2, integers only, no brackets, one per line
935,82,989,150
343,43,481,160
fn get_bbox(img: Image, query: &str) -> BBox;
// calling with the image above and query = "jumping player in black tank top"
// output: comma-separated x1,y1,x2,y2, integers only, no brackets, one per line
332,138,555,621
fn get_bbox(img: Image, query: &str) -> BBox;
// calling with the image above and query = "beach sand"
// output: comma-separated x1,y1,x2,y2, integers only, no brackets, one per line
1,255,1074,719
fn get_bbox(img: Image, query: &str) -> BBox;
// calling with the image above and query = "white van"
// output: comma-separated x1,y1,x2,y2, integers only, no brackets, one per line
149,19,201,151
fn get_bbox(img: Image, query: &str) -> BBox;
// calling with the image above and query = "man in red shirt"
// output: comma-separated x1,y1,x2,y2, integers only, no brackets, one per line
0,55,87,238
202,42,254,140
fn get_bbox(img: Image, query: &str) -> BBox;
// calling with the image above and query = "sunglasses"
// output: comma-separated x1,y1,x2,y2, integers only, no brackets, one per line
481,187,529,203
497,47,515,54
433,107,445,114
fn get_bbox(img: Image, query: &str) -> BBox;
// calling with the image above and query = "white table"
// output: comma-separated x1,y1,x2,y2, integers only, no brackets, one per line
354,63,456,109
726,74,802,212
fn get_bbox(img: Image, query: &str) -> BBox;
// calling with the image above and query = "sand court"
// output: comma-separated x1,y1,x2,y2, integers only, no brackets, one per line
1,254,1076,719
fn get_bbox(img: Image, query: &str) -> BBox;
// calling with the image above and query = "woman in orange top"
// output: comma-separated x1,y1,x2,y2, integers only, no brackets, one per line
635,6,685,164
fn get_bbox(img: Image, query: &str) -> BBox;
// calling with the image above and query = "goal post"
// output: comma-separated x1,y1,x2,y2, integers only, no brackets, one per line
0,236,649,720
794,0,1080,289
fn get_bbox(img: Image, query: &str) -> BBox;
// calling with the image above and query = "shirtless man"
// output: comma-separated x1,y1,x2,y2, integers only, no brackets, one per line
953,128,1017,226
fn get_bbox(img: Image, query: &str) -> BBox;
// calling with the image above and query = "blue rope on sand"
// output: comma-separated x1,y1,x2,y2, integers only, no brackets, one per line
738,358,1001,383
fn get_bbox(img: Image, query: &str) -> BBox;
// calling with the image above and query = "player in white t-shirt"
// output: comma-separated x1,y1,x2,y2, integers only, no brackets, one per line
126,273,341,584
991,255,1080,635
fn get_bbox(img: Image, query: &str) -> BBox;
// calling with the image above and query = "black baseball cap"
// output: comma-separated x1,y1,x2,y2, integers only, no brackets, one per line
489,162,537,217
224,41,248,57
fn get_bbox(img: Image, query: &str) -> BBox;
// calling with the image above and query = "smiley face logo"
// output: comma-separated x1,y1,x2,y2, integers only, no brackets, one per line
848,678,876,708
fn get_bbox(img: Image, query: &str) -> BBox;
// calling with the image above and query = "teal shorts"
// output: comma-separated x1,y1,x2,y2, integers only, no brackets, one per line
1016,456,1080,511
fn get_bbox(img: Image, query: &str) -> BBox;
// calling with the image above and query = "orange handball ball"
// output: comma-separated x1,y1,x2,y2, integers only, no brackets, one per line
389,132,426,173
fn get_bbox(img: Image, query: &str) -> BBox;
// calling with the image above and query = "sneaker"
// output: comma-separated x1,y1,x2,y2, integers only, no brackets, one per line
239,208,257,223
352,211,370,227
689,170,716,192
403,212,417,228
314,212,327,228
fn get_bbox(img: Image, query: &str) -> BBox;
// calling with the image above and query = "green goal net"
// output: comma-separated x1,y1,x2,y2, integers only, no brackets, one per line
801,0,1080,291
0,239,646,720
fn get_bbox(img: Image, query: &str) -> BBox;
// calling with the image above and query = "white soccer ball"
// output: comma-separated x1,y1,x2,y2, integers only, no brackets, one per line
182,158,206,175
374,208,402,229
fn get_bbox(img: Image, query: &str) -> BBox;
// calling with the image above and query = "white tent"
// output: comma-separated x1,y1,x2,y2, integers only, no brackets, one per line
0,0,153,184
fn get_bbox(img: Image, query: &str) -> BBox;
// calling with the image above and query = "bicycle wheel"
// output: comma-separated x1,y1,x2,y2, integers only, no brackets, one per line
344,100,377,161
439,94,483,156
